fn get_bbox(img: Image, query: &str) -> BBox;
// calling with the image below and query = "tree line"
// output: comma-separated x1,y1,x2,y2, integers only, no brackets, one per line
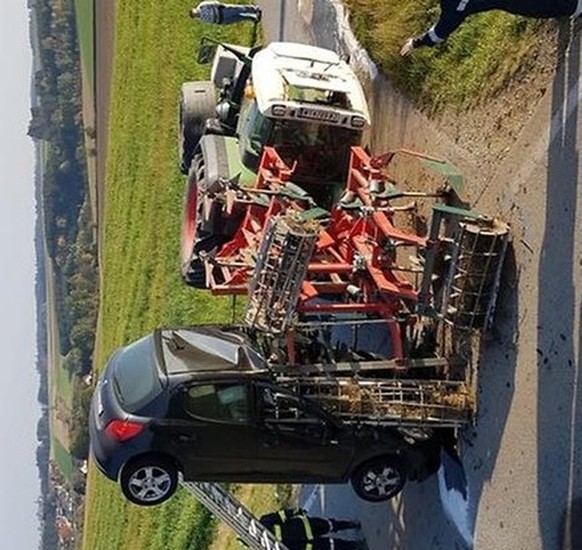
29,0,99,546
29,0,98,376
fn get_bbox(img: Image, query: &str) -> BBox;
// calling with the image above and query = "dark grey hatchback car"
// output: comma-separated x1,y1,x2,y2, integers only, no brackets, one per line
89,326,442,506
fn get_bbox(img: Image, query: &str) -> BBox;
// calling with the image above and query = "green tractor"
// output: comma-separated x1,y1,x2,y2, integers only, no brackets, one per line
178,39,370,287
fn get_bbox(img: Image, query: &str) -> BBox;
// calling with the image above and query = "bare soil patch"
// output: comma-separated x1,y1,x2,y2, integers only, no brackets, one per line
95,0,116,241
436,24,560,186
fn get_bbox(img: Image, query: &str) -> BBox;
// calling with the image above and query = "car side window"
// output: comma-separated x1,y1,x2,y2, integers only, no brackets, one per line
180,382,249,424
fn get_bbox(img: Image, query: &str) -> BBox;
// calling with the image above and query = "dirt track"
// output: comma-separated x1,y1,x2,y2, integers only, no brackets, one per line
95,0,115,249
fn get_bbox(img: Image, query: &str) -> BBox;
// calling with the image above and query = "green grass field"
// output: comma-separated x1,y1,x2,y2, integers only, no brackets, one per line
46,252,75,481
74,0,95,90
53,435,76,483
47,274,73,409
345,0,547,108
55,353,74,408
82,2,260,549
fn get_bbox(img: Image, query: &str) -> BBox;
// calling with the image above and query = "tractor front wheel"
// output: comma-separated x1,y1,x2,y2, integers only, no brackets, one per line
178,81,216,174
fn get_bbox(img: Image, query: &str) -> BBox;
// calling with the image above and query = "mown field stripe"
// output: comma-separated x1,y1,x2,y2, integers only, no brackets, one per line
82,2,258,549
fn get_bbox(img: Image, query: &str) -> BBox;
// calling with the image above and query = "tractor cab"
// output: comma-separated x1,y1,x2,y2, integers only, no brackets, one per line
235,42,370,206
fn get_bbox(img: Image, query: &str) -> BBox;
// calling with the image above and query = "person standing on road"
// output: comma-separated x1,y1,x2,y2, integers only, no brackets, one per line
189,1,262,24
400,0,582,55
259,508,367,550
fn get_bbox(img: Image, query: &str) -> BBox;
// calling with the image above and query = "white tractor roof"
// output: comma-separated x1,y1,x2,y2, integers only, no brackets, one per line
251,42,370,128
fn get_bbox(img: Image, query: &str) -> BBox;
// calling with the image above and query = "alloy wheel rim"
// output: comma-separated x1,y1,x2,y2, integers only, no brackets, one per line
128,466,172,503
362,465,401,497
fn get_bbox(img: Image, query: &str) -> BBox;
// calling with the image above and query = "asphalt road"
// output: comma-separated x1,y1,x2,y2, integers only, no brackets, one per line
256,2,582,549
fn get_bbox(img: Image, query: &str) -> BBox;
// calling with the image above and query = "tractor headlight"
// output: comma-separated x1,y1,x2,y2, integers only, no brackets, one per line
271,104,286,117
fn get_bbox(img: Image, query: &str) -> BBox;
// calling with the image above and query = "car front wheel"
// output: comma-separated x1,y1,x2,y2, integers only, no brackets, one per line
350,457,406,502
120,456,178,506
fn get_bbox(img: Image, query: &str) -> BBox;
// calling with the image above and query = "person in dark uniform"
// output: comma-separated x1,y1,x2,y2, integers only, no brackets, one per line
401,0,582,55
189,1,262,25
259,508,366,550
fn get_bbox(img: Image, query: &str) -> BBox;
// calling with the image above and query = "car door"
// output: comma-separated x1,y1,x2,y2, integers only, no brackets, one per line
160,380,259,480
253,383,356,481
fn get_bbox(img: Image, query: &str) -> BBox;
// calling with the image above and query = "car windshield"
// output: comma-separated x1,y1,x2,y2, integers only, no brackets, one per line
160,329,244,372
112,335,164,413
238,99,361,186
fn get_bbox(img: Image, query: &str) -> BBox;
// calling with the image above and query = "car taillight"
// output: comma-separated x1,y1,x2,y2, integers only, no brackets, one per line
105,420,145,442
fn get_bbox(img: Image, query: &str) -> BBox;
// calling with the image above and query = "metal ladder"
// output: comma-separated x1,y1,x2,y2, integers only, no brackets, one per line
181,481,289,550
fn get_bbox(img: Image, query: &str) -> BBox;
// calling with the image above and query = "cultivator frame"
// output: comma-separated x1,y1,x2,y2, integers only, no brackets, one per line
185,144,509,427
196,146,508,336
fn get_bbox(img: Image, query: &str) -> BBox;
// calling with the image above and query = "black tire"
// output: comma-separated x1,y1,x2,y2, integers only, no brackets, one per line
350,456,406,502
179,81,216,174
180,154,226,288
120,456,178,506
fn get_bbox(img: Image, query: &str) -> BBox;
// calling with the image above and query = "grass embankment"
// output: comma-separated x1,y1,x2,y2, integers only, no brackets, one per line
345,0,546,108
82,2,275,549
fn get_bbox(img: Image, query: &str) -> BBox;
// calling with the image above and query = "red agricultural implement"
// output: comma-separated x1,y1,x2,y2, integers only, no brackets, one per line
168,39,510,549
195,146,507,332
178,144,509,429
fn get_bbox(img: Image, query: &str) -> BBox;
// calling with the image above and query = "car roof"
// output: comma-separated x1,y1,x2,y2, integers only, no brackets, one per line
155,326,265,376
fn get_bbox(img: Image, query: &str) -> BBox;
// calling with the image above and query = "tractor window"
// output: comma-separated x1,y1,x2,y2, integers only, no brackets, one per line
238,99,273,159
270,119,360,152
270,120,361,195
